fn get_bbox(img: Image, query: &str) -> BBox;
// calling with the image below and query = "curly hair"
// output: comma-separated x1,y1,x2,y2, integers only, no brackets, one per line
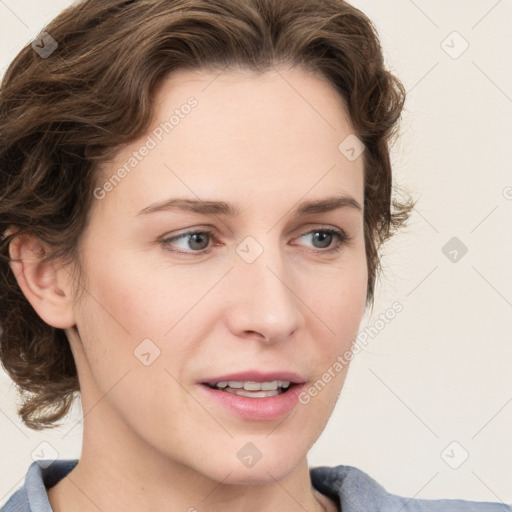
0,0,414,430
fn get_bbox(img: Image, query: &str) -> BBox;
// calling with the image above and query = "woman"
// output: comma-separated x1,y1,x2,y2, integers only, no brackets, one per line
0,0,508,511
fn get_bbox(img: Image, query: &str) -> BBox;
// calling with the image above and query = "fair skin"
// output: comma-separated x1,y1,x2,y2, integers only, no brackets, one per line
9,65,367,512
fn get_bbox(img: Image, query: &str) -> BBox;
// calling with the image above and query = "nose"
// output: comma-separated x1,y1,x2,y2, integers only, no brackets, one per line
225,240,303,345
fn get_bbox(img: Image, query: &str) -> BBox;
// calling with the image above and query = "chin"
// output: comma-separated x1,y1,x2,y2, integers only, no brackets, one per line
195,439,307,486
213,461,301,486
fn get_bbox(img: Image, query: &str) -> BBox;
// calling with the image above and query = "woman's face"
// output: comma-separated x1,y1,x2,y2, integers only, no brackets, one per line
67,65,367,483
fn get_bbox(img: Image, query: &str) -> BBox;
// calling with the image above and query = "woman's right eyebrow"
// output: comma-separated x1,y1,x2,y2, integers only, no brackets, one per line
136,195,362,218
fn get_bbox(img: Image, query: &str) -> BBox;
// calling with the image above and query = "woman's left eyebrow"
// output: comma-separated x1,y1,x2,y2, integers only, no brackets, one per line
136,195,362,217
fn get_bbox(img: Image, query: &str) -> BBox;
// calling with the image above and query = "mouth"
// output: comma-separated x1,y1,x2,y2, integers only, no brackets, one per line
202,379,296,398
198,370,307,419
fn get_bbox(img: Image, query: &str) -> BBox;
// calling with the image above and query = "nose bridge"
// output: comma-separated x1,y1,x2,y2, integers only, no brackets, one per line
227,231,302,342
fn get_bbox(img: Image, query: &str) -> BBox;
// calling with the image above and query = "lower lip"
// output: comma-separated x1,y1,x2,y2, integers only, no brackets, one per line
198,383,306,421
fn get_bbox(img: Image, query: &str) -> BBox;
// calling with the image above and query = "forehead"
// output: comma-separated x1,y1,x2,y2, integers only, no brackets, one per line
92,65,364,218
154,65,352,132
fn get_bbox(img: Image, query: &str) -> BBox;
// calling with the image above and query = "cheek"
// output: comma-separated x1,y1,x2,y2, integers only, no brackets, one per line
79,250,192,340
307,256,368,342
74,253,219,390
71,255,161,392
74,273,189,430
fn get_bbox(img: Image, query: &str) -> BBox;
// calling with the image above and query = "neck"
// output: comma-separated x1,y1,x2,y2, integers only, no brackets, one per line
48,408,335,512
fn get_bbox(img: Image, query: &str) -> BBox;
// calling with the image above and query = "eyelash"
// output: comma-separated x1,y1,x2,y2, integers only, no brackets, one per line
160,227,350,256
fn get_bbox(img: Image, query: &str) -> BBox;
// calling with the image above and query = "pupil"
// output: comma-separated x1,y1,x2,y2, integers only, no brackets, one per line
190,233,208,250
314,231,332,248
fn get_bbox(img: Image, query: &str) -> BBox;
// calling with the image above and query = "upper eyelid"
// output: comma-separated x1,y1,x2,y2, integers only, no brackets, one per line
166,222,348,237
164,225,347,241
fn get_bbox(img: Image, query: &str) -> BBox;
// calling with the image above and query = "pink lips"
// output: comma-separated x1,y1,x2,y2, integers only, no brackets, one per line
198,369,307,421
200,370,306,386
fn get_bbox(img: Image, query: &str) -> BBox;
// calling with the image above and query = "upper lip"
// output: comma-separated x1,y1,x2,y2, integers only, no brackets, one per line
200,370,306,386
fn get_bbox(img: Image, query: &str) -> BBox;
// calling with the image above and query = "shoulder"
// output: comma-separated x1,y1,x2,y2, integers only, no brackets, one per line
310,464,511,512
1,489,29,512
1,459,78,512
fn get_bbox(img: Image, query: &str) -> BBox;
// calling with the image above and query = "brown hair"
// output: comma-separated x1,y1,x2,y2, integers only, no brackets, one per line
0,0,414,430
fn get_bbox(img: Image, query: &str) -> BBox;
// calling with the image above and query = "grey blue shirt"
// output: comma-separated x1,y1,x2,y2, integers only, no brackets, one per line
1,459,509,511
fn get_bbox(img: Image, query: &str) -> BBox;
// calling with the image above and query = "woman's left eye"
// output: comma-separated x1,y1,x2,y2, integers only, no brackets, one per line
296,228,349,253
161,227,349,256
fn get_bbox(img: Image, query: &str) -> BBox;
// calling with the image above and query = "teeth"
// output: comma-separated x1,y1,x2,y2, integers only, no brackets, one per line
216,380,291,391
225,388,280,398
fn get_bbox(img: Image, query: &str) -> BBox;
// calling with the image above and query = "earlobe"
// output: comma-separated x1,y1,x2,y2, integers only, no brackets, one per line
8,232,77,329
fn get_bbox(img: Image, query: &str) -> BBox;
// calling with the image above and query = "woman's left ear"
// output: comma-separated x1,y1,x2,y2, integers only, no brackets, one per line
7,231,77,329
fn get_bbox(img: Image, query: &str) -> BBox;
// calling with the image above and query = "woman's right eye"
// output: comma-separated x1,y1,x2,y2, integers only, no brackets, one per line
161,229,216,256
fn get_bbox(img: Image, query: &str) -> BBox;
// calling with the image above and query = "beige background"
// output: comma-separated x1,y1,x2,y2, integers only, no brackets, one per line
1,0,511,506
